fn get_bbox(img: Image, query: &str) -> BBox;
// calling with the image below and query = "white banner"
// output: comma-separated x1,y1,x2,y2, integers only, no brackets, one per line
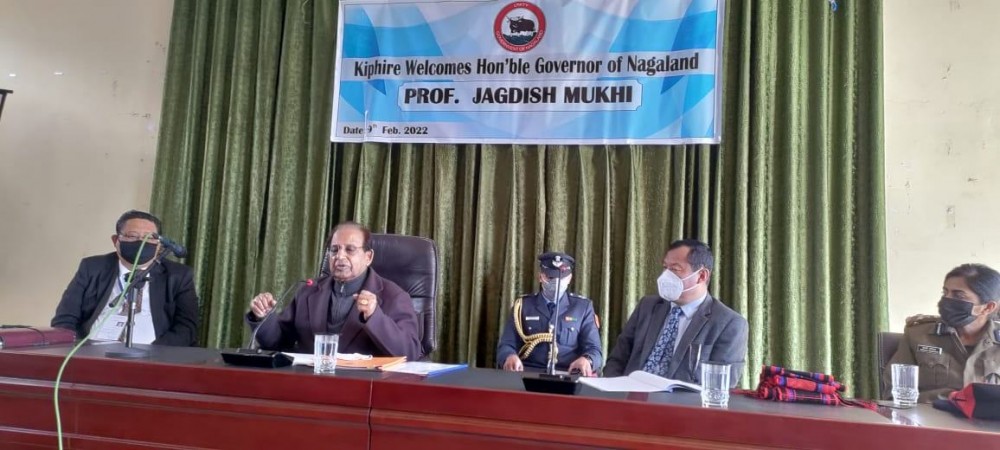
332,0,724,145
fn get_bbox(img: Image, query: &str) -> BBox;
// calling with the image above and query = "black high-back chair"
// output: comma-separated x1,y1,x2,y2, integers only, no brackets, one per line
320,233,438,358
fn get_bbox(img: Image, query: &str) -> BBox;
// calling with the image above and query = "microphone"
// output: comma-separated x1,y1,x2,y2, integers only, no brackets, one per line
110,271,151,309
523,261,581,395
249,278,314,349
546,264,570,375
221,278,314,368
156,234,188,258
106,240,167,360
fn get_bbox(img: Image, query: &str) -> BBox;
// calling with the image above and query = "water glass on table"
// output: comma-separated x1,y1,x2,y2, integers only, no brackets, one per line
314,334,339,375
891,363,919,407
700,362,731,408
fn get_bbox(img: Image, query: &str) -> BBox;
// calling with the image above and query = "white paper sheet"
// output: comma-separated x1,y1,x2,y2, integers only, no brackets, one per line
579,371,702,393
381,362,468,376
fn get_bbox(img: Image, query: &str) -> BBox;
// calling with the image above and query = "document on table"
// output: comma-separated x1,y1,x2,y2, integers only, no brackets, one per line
281,352,373,367
381,362,468,377
579,370,702,393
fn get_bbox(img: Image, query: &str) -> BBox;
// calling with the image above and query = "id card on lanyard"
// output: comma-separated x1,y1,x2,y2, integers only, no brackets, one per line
93,276,144,342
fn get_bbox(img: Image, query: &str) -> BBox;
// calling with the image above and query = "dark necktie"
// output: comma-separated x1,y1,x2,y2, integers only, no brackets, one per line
643,306,684,376
119,273,143,314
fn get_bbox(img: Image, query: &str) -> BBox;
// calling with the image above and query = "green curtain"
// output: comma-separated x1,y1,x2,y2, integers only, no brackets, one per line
150,0,336,347
151,0,886,397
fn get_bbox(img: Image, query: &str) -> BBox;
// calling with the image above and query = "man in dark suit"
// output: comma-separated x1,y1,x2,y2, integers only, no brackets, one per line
496,252,603,376
604,240,747,386
248,222,422,361
51,210,201,346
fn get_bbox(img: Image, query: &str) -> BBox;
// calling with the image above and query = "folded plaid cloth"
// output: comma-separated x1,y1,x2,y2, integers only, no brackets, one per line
764,376,843,395
738,365,877,410
757,384,843,405
762,366,842,387
762,365,844,395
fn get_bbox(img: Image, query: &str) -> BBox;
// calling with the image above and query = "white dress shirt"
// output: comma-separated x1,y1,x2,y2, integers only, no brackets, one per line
92,262,157,344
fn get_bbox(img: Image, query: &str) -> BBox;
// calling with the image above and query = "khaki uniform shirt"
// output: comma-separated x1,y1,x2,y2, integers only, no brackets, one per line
883,317,1000,402
965,320,1000,386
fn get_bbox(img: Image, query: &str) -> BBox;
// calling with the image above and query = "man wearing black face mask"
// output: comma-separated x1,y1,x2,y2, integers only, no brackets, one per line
883,263,1000,402
50,210,200,346
496,252,603,375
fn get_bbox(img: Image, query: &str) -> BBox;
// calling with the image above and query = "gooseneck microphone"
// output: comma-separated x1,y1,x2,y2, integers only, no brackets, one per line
546,265,569,375
249,278,314,349
221,278,314,368
523,264,581,395
156,234,188,258
106,237,164,360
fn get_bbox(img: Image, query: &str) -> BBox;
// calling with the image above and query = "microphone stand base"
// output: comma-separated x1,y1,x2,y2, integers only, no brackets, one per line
221,348,293,368
522,372,581,396
105,345,150,359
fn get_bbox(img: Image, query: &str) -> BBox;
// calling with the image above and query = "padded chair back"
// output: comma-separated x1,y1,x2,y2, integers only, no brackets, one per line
320,233,438,357
877,331,904,399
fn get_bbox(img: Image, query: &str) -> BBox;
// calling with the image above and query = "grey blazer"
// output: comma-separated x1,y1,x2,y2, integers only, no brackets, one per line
604,294,748,387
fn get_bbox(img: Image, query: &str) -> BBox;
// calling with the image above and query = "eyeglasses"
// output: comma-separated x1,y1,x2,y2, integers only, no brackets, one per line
118,232,160,244
326,245,366,257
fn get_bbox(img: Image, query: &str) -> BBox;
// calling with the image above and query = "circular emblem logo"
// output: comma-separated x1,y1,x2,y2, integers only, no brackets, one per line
494,2,546,52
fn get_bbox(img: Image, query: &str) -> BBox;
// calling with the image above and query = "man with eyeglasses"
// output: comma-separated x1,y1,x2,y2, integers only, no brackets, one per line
51,210,201,346
247,221,422,360
604,240,747,386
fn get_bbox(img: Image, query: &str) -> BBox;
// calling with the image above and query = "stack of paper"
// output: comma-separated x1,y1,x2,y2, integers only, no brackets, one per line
382,362,468,377
337,356,406,370
281,352,378,367
579,371,702,393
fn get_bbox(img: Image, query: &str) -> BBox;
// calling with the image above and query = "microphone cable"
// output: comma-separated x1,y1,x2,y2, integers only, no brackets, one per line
52,234,154,450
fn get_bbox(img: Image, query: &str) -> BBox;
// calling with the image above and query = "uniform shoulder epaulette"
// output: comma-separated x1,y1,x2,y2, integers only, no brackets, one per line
904,314,940,328
568,292,591,302
510,294,531,309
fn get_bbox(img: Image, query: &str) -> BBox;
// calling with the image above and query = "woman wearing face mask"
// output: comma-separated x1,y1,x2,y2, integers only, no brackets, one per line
883,264,1000,402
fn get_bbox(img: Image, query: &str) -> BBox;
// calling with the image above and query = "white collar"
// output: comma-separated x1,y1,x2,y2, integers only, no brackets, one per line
118,261,154,279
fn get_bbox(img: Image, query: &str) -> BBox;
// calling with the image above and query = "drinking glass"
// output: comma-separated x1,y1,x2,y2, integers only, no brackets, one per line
700,362,731,408
314,334,339,375
891,363,919,407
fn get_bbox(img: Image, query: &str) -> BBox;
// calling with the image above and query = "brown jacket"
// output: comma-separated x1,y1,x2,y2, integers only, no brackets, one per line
249,269,422,360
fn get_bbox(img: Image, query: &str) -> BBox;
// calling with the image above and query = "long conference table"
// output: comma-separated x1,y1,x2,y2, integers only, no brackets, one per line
1,344,998,449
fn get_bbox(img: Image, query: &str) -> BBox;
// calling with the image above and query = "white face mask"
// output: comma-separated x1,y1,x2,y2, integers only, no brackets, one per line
657,269,701,302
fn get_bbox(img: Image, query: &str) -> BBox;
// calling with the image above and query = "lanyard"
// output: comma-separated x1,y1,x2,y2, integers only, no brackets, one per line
117,274,145,314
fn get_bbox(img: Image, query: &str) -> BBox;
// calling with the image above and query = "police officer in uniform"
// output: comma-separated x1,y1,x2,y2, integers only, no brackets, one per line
496,252,603,376
883,263,1000,402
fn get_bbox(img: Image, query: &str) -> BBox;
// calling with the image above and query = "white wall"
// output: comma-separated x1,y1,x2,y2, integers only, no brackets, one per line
0,0,173,326
884,0,1000,329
